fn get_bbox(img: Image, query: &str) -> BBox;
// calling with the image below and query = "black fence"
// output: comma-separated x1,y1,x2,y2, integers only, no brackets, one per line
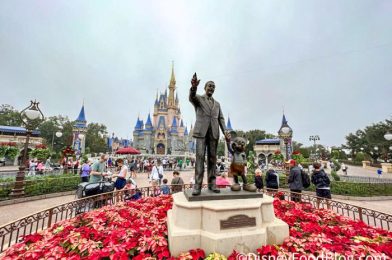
0,185,391,254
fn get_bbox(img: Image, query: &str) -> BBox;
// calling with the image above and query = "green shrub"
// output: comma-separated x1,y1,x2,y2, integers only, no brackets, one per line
330,182,392,197
331,170,341,181
332,159,341,171
0,175,80,200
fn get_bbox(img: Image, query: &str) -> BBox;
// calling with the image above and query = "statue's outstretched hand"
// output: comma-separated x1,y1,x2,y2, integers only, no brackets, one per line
191,73,200,88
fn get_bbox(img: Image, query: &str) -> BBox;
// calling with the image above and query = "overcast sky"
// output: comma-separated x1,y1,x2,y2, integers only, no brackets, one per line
0,0,391,147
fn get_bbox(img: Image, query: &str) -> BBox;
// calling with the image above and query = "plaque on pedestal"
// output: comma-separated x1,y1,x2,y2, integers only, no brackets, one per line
167,192,289,256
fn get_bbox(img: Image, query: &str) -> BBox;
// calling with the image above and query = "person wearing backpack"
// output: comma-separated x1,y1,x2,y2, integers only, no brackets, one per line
311,162,331,199
287,159,303,202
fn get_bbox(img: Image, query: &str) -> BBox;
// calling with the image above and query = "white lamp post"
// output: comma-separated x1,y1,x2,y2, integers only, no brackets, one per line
11,100,44,197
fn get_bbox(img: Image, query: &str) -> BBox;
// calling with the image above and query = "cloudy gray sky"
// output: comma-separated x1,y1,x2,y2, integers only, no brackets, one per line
1,0,391,147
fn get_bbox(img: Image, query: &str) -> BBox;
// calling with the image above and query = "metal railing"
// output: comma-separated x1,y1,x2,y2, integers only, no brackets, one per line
0,185,392,253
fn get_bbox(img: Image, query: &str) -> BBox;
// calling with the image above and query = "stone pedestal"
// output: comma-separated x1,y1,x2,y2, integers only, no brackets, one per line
381,163,392,174
167,192,289,256
362,161,370,169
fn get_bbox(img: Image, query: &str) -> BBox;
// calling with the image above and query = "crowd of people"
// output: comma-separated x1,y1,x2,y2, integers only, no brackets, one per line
26,153,334,203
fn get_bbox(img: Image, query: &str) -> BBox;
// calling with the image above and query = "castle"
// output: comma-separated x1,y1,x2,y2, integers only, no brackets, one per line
132,65,192,155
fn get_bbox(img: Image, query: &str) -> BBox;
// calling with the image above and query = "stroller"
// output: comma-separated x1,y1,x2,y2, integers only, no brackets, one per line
75,181,115,199
75,180,115,213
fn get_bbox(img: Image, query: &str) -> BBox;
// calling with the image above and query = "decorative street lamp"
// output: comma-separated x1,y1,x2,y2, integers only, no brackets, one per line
10,100,44,197
309,135,320,160
51,126,63,150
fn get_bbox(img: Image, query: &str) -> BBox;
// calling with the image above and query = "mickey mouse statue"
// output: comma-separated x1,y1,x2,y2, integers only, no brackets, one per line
227,132,257,192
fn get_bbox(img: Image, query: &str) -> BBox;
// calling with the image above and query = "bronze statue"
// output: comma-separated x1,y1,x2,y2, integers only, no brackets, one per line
189,73,231,196
227,135,257,192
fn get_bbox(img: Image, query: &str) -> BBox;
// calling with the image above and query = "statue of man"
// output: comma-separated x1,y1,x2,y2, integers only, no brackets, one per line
189,73,231,196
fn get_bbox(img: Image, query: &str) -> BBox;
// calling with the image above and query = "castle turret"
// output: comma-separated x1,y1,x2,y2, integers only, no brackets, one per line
278,113,293,160
143,114,153,153
72,103,87,156
226,116,233,132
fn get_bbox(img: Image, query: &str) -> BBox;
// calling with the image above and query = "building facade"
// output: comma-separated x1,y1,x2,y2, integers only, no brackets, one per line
0,126,43,165
254,114,293,165
133,65,192,155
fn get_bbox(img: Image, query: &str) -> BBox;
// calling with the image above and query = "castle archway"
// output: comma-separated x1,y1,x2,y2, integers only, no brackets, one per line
156,143,165,155
258,153,266,165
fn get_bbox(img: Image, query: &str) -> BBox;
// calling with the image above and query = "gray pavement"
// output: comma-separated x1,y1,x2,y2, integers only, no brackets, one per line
324,164,392,179
0,169,197,226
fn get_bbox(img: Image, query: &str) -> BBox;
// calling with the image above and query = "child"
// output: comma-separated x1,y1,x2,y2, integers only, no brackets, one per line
124,178,137,200
254,168,264,192
160,178,171,195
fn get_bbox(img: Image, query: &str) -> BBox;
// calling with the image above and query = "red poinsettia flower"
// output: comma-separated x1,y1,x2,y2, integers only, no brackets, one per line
188,248,206,259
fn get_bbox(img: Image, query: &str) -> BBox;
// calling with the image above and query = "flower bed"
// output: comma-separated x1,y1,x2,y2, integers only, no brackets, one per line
2,195,392,259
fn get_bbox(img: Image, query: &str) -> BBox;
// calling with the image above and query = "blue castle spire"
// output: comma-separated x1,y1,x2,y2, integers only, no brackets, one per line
184,126,188,136
145,114,153,130
134,117,141,130
282,114,288,126
226,116,233,131
74,104,87,128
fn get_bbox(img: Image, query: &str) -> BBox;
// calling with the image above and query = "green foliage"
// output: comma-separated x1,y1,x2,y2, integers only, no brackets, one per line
330,182,392,197
299,147,310,158
0,146,6,158
247,151,256,174
344,119,392,162
332,159,341,171
272,152,284,162
85,123,108,153
331,170,341,181
354,152,366,163
5,146,18,159
30,148,51,160
235,129,275,155
38,116,74,154
0,175,80,200
330,148,347,160
0,146,19,160
217,140,225,157
0,104,22,126
291,153,305,164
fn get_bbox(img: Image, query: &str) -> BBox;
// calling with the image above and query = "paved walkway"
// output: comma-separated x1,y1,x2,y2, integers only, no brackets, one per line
0,170,196,226
326,164,392,179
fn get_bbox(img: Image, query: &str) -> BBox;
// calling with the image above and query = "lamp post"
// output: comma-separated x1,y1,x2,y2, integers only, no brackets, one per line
10,100,44,198
51,126,63,150
309,135,320,160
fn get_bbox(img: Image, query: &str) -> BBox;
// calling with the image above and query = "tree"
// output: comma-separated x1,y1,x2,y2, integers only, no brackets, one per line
344,119,392,163
38,116,74,157
85,123,108,153
217,140,226,157
234,129,274,155
292,141,303,152
299,147,311,158
0,104,22,126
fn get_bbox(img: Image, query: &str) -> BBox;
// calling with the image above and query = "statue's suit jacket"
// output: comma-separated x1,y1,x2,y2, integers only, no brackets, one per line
189,86,227,140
